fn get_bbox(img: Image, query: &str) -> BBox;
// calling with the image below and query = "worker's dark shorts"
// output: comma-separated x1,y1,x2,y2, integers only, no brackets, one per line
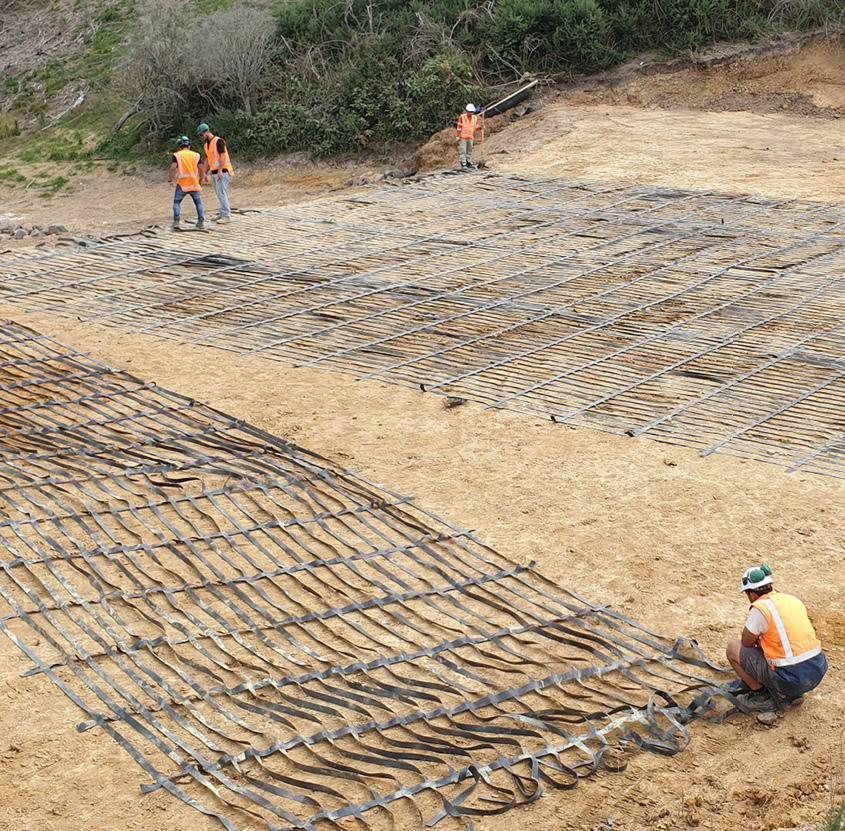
740,645,828,701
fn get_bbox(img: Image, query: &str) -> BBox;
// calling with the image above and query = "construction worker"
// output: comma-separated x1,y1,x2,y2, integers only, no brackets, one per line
725,564,827,721
456,103,480,170
196,122,234,223
167,136,204,231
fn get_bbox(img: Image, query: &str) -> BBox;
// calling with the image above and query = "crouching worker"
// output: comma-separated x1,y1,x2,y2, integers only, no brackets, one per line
456,103,480,170
168,136,205,231
726,564,827,721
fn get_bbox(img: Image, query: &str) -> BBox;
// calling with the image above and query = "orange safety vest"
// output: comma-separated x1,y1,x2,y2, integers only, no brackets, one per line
204,133,234,174
174,149,201,192
456,113,479,141
751,591,822,668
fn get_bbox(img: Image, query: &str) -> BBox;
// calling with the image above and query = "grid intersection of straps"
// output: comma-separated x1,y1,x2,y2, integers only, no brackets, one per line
0,321,724,830
1,173,843,477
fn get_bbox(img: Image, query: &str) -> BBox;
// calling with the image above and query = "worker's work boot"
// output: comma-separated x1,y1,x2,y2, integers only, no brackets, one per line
196,220,205,230
171,220,180,231
723,679,752,696
735,689,775,713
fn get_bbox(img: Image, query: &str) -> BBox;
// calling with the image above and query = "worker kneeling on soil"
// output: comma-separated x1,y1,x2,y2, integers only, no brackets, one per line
726,564,827,720
168,136,205,231
456,104,480,170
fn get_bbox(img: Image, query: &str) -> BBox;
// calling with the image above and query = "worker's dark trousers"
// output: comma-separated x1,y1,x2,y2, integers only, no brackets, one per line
173,186,205,223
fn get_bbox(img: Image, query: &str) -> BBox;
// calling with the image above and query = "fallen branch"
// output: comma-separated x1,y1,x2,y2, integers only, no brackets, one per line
113,100,142,133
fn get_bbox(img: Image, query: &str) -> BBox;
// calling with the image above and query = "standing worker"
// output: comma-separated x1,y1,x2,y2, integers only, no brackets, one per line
725,564,827,722
456,104,480,171
197,122,234,223
168,136,205,231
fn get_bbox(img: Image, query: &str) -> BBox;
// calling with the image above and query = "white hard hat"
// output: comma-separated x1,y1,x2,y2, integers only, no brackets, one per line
465,103,477,113
740,564,773,593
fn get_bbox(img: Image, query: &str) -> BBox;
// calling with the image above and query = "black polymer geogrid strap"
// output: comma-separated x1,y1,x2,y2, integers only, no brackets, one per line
0,319,729,830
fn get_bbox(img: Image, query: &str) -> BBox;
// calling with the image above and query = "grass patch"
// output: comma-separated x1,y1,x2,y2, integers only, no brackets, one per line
17,129,91,163
0,116,20,140
0,166,28,185
37,175,71,196
824,800,845,831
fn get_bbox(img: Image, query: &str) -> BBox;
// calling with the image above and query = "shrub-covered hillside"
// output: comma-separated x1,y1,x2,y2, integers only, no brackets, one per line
127,0,841,158
1,0,843,164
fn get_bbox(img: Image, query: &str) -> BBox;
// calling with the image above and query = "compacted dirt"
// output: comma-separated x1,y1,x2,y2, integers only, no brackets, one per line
0,308,842,831
0,34,844,831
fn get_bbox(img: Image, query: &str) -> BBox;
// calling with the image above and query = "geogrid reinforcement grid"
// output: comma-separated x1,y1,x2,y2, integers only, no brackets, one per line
0,320,725,831
1,172,843,478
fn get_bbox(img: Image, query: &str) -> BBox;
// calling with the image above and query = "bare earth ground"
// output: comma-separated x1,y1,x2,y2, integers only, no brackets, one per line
1,36,844,831
0,157,380,240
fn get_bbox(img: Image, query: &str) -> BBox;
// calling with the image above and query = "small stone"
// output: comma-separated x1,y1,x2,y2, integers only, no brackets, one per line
29,228,42,238
46,224,67,235
13,229,26,240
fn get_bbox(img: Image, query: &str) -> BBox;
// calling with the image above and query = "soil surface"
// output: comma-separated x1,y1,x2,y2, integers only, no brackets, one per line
0,307,842,831
0,156,388,242
1,34,844,831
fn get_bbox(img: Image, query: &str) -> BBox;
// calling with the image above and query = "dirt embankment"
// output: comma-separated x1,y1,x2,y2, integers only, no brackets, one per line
418,37,845,197
568,36,845,116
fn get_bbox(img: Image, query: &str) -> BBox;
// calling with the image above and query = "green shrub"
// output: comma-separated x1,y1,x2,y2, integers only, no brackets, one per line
406,53,484,137
482,0,618,73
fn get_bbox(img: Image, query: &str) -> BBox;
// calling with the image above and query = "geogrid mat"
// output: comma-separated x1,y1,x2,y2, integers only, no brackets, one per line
1,173,843,478
0,320,726,830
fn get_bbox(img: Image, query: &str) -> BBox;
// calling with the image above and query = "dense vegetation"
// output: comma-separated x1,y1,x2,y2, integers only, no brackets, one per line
2,0,843,169
124,0,840,159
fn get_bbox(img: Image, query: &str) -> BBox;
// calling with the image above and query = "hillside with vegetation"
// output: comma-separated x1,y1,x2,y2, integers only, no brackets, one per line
0,0,842,178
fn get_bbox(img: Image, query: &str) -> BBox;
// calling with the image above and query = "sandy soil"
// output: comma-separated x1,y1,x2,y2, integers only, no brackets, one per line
0,157,390,241
0,306,842,831
485,102,845,200
569,39,845,115
1,34,844,831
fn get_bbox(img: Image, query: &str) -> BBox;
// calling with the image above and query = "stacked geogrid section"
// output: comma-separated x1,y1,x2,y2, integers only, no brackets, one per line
0,173,843,477
0,320,724,830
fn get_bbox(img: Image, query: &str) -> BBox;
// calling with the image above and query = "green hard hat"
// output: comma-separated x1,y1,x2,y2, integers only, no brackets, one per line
177,135,191,146
196,122,210,135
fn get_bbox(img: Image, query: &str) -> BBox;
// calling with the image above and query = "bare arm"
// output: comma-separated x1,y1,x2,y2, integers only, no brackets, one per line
167,161,177,184
741,627,758,648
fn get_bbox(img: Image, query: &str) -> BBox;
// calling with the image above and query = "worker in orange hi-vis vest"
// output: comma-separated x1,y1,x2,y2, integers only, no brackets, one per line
167,136,205,231
456,103,480,170
725,563,827,723
197,122,234,223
